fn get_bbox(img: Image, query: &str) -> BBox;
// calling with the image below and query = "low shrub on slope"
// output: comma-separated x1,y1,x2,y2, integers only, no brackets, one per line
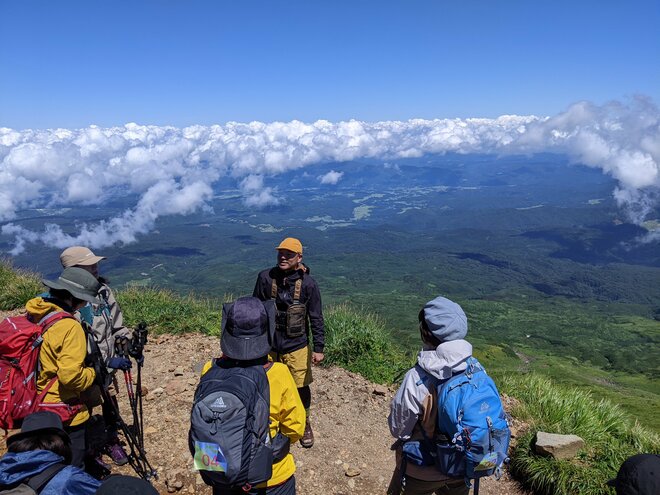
499,373,660,495
0,259,43,311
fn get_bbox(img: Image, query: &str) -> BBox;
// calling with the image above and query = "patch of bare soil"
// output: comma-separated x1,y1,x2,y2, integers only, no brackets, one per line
116,333,529,494
1,328,530,494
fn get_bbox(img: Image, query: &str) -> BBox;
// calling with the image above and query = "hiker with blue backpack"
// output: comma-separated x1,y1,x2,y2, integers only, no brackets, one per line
387,296,511,495
190,296,306,495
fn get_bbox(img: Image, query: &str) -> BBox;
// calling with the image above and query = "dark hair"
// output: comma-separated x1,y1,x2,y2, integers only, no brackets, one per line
418,309,441,347
47,289,84,310
8,433,72,464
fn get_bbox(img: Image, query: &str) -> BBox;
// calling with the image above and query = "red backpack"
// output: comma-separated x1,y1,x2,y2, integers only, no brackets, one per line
0,311,75,433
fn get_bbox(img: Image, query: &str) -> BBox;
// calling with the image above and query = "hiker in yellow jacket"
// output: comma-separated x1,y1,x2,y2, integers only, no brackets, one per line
25,267,101,469
199,297,306,495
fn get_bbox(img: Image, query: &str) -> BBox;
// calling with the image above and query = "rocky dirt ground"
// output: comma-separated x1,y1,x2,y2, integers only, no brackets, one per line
1,316,529,494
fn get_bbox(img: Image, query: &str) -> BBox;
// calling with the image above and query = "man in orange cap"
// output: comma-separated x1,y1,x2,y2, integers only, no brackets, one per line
253,237,325,448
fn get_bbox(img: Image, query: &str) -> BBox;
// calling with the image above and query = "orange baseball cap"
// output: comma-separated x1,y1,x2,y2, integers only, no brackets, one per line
275,237,303,254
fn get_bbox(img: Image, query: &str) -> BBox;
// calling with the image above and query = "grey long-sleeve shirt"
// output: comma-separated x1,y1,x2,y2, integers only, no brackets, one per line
388,339,472,481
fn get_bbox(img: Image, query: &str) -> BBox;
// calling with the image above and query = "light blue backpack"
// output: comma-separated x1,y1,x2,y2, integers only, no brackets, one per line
437,357,510,489
402,357,510,493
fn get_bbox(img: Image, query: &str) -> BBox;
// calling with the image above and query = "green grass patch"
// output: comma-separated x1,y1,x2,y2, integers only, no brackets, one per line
323,303,413,383
0,258,43,310
117,285,224,336
497,373,660,495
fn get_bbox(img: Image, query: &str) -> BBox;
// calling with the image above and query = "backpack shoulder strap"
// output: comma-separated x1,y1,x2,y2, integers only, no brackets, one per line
38,311,74,333
25,463,66,493
293,279,302,304
270,279,278,299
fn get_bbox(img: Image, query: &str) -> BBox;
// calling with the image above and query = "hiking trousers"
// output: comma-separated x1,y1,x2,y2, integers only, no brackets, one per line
214,475,296,495
64,422,87,468
387,471,468,495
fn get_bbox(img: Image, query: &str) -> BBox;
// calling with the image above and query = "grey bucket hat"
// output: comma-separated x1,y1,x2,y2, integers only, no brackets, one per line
221,297,275,360
422,296,468,343
42,267,101,304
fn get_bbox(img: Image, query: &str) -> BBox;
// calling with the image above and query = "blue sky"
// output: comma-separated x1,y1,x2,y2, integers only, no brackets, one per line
1,0,659,128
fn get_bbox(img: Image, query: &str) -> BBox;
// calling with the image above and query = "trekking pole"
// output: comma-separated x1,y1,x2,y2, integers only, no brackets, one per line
135,354,145,450
129,323,148,450
88,333,156,481
115,337,141,448
98,377,157,480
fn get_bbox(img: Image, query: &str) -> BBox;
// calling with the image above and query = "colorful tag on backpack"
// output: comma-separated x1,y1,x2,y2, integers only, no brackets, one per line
474,451,498,471
193,441,228,472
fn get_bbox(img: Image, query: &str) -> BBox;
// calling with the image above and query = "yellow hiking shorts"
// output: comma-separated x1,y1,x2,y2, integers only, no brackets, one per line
269,346,313,388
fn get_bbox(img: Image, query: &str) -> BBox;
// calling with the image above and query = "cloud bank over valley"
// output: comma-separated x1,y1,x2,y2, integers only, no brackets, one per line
1,98,658,253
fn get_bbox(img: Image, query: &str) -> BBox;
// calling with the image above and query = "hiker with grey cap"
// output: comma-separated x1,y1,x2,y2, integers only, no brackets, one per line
387,296,473,495
60,246,132,467
24,267,101,469
194,297,306,494
0,411,101,494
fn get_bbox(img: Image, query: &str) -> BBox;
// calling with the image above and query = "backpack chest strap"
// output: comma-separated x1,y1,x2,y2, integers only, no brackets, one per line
293,279,302,304
270,279,303,304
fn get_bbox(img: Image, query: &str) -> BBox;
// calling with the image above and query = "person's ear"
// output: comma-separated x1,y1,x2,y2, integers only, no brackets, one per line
72,299,87,311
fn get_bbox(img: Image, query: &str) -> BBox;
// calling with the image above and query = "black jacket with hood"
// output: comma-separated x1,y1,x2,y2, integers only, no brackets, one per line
252,266,325,354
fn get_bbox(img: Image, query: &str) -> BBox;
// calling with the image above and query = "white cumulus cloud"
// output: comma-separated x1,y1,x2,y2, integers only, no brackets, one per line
0,97,658,253
318,170,344,185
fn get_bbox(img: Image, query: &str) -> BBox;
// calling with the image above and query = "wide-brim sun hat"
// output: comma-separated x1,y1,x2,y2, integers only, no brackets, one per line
221,297,275,360
60,246,106,267
6,411,71,448
42,267,101,304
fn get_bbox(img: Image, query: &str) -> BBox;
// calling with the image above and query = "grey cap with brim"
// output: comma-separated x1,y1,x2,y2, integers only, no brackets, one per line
220,297,275,361
422,296,468,343
42,267,101,304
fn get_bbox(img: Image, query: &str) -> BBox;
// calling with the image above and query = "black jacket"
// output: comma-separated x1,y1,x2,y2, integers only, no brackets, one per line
252,266,325,354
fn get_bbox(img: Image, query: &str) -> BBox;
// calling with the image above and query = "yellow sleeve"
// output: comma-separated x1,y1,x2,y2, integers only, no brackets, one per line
201,360,212,376
277,366,306,442
56,321,96,392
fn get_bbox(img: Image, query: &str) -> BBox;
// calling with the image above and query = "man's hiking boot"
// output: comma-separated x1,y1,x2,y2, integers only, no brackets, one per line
300,421,314,448
106,438,129,466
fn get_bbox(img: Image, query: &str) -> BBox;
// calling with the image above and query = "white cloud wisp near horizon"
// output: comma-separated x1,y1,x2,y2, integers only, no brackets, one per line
1,97,658,254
